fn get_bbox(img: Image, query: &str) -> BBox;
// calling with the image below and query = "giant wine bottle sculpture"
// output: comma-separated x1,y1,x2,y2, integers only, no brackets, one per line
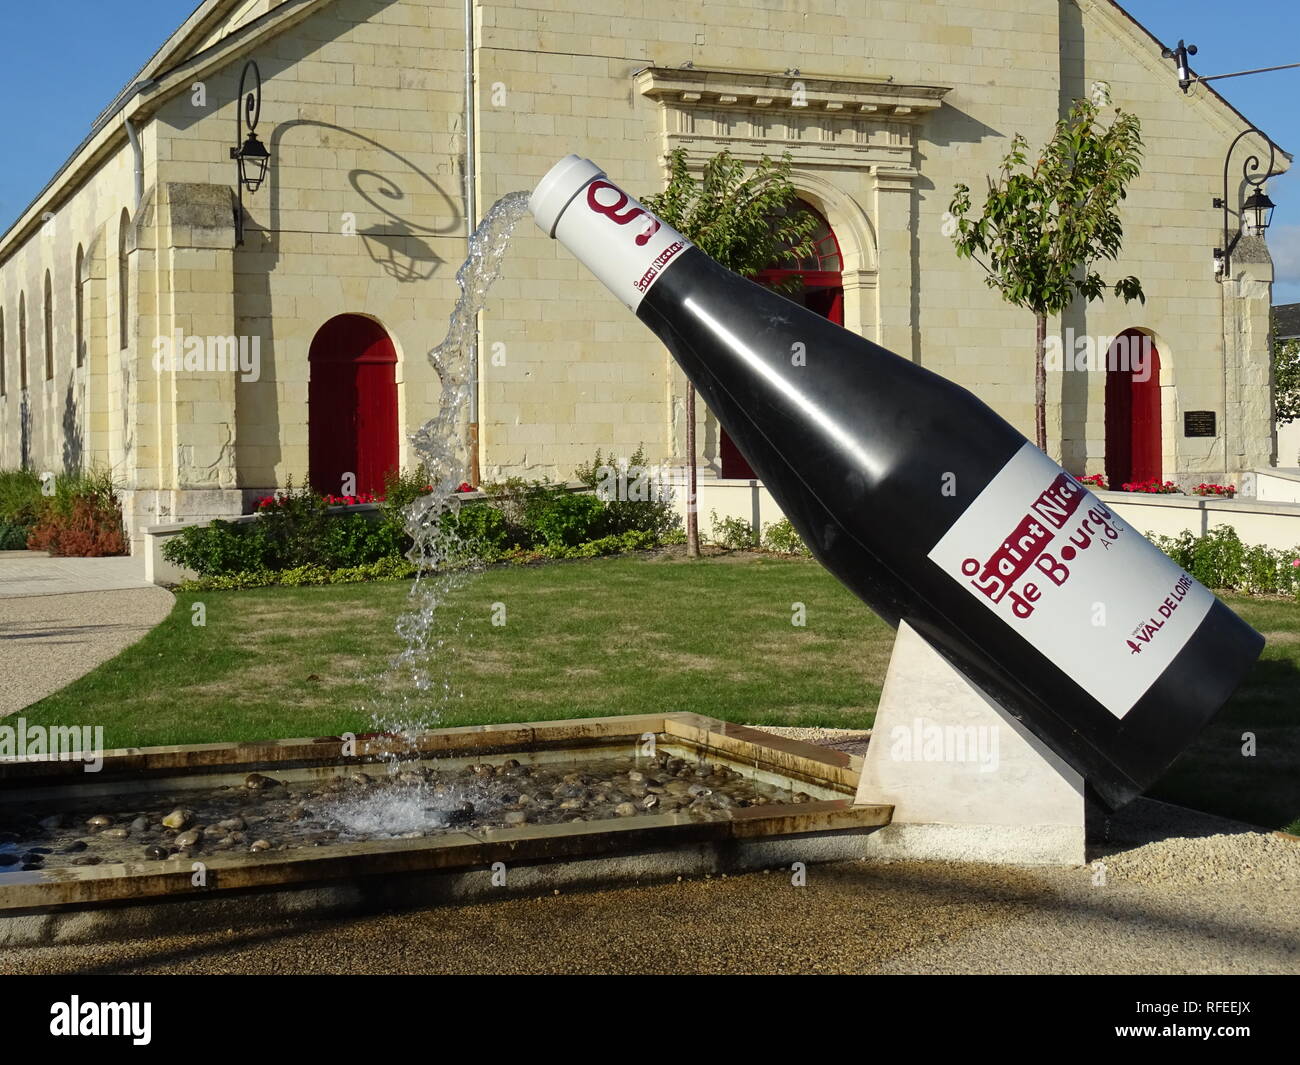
530,155,1263,808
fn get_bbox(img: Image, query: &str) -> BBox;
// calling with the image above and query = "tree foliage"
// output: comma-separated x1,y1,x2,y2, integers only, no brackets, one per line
948,96,1146,315
1274,331,1300,426
947,94,1146,450
642,148,819,281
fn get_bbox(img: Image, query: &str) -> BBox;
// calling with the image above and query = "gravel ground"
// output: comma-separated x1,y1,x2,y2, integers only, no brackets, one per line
1099,831,1300,887
0,855,1293,975
0,587,174,716
749,724,873,757
0,708,1292,973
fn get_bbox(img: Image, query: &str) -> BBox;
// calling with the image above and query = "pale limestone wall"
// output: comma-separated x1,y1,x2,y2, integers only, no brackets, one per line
1054,0,1281,484
476,0,1069,479
0,0,1286,545
478,0,1282,484
0,133,145,485
145,0,468,513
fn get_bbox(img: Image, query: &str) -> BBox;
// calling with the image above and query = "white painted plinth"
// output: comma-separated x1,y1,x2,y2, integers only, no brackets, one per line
855,622,1086,865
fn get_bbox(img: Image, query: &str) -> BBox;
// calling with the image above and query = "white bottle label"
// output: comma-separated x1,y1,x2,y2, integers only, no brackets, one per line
552,178,692,311
928,443,1213,719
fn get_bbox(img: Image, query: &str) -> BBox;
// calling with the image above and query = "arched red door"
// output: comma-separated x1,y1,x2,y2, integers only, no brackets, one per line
717,202,844,479
1104,329,1161,487
308,314,399,498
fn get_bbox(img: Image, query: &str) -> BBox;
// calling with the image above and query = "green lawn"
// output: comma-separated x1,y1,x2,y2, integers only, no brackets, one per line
18,553,1300,832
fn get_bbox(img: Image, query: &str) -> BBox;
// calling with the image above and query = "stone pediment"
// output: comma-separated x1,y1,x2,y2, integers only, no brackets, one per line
634,66,951,169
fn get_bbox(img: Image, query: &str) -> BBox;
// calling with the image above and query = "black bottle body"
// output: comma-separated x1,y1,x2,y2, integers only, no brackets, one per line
637,248,1262,807
527,155,1264,810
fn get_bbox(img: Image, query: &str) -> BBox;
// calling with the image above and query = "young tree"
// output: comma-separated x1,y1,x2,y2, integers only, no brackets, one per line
1273,329,1300,427
643,148,817,555
947,95,1145,452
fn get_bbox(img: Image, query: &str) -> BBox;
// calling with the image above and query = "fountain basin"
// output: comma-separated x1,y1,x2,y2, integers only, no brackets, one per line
0,713,891,945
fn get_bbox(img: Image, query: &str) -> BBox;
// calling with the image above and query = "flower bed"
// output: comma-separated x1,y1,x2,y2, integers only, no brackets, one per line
1078,473,1236,498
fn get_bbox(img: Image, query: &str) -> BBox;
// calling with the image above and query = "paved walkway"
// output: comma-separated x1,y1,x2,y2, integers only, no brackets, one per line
0,551,174,715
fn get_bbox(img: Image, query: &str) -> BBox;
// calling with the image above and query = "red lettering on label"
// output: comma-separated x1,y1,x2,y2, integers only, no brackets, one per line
587,181,661,246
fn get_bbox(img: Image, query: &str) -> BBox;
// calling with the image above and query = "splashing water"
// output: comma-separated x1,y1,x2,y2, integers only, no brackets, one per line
366,191,531,747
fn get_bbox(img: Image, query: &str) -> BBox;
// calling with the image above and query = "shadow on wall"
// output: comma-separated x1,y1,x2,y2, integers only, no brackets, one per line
270,120,462,282
147,0,462,497
62,373,83,473
19,391,32,470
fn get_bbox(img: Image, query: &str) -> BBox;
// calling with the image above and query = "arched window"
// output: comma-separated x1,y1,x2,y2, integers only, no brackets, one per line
18,291,27,390
43,270,53,381
75,245,85,368
118,208,131,350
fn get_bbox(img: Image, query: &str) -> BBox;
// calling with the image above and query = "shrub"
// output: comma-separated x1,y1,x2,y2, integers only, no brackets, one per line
710,510,757,549
1148,525,1300,597
574,445,681,540
250,479,334,569
318,513,405,569
0,469,42,528
380,465,433,540
762,518,810,555
527,489,608,547
164,481,405,577
480,476,547,535
0,522,30,550
162,519,263,576
1187,525,1247,590
439,501,512,560
25,468,126,557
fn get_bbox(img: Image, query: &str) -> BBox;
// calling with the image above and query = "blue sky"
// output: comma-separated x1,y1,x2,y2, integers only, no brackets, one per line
3,1,1300,298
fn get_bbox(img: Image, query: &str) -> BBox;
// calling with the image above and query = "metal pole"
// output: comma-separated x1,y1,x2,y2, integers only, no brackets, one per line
464,0,480,486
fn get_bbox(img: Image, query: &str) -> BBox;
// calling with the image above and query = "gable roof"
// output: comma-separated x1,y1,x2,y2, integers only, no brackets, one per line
3,0,1293,264
1102,0,1291,162
0,0,330,263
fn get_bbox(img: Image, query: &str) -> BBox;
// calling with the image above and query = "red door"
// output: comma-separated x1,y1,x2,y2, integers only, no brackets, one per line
1104,330,1161,487
308,315,399,498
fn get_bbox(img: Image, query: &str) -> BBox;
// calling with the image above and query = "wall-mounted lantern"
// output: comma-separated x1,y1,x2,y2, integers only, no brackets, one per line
1213,127,1278,280
230,60,270,245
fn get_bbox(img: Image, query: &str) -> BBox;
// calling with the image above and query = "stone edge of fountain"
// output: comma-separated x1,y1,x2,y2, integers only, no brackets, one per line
0,714,892,945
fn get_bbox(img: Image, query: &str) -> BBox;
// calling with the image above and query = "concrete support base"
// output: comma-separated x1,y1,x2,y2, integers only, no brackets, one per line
855,622,1086,865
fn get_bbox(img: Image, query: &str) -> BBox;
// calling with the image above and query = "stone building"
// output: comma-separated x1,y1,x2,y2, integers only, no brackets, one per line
0,0,1287,547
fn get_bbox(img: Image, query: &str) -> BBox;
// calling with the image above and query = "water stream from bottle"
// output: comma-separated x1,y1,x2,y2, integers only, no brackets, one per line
365,191,531,747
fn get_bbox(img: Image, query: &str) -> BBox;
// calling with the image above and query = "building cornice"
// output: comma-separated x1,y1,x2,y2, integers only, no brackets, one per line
634,66,950,119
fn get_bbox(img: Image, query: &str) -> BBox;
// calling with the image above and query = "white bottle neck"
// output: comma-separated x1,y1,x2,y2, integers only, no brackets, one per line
532,160,693,311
